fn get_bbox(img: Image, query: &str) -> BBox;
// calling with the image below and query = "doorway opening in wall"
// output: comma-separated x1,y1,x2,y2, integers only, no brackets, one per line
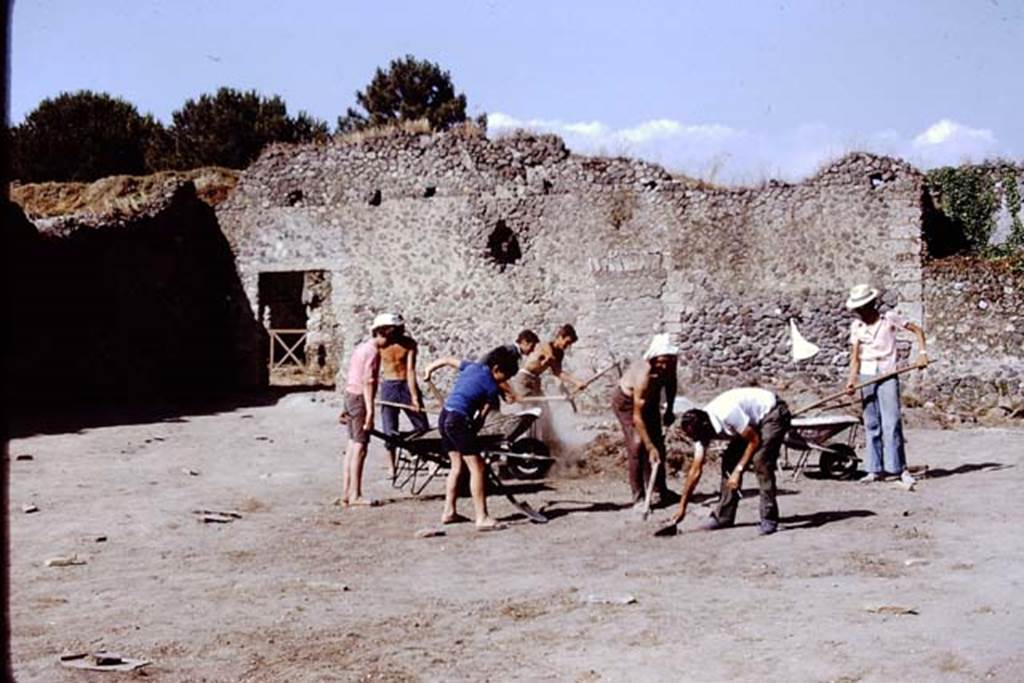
257,270,335,388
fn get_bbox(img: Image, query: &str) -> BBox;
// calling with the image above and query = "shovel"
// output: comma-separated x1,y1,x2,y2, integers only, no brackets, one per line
640,460,660,521
793,363,929,416
654,521,679,537
424,377,445,407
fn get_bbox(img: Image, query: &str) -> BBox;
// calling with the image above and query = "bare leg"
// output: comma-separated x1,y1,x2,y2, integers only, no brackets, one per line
442,451,464,522
347,442,369,504
341,442,354,505
464,455,499,528
385,448,397,482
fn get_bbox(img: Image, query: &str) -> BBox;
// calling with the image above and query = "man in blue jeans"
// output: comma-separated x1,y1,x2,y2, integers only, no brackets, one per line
378,314,430,481
844,284,929,489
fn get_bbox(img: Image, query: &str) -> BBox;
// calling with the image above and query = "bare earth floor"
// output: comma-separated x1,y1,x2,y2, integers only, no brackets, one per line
8,395,1024,682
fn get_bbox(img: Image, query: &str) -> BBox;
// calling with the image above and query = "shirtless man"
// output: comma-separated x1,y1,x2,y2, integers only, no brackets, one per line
480,329,540,402
378,314,430,479
507,324,585,440
611,334,679,508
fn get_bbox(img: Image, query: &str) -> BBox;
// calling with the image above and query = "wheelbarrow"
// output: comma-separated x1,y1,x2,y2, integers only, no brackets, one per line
782,414,862,480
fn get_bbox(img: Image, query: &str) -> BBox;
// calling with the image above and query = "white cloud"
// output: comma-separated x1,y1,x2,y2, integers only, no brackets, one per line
488,112,1013,185
913,119,994,147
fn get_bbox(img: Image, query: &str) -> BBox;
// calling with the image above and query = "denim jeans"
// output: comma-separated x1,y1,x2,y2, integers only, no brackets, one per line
860,374,906,474
380,379,429,441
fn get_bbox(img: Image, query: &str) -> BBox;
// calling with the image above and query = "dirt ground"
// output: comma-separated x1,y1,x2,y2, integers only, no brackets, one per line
7,392,1024,682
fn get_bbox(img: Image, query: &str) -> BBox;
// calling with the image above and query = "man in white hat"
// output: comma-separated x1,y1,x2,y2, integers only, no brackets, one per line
672,387,792,535
611,333,679,508
337,313,399,506
844,284,928,487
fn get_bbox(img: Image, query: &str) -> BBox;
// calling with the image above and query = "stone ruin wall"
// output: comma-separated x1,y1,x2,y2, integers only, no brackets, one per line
5,129,1019,418
218,131,945,408
924,257,1024,418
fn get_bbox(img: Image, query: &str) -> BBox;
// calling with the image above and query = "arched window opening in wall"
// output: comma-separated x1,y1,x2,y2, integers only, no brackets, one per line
487,219,522,271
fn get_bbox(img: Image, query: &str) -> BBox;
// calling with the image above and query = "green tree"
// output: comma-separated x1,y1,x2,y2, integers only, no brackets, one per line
9,90,160,182
338,55,471,132
156,87,329,170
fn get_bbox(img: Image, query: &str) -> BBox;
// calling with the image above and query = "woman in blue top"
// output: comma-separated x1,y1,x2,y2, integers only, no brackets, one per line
422,347,519,530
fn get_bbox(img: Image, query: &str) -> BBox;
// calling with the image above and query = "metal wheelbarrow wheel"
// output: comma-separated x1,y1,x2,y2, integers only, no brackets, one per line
818,443,858,479
505,438,553,480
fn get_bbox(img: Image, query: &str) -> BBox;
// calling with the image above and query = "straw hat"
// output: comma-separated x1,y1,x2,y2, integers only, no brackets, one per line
370,312,404,332
644,333,680,360
845,284,879,310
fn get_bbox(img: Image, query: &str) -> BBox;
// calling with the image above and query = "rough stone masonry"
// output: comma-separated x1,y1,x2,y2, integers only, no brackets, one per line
6,128,1019,419
217,128,1022,414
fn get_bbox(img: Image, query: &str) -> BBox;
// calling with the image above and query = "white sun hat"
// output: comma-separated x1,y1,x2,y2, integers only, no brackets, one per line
845,284,879,310
643,333,680,360
370,312,404,332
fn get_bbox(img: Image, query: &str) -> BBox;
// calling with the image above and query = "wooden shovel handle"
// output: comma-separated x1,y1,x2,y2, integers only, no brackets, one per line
572,361,621,397
793,363,927,416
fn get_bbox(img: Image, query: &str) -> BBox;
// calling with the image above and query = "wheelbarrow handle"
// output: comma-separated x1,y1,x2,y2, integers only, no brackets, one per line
375,399,426,413
793,363,928,416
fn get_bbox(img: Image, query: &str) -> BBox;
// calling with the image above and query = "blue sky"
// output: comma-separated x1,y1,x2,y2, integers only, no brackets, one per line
11,0,1023,183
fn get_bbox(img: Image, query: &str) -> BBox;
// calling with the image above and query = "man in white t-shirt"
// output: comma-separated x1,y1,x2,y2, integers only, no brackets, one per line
671,387,791,535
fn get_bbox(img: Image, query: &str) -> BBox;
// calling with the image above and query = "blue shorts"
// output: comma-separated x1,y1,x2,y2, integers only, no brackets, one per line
438,408,481,456
380,379,430,437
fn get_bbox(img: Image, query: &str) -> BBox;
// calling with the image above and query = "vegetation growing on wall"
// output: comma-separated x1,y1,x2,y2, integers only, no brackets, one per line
926,163,1024,256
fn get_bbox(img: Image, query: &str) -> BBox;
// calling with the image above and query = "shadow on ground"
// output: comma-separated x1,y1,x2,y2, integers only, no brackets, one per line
780,509,877,529
925,462,1011,479
6,386,330,439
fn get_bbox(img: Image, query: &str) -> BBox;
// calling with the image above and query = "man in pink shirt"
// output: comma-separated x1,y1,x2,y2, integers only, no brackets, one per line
844,284,928,487
337,313,399,506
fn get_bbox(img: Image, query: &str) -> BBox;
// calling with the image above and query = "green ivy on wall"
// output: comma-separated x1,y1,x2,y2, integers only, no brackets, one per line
926,163,1023,256
926,166,998,250
1001,165,1023,247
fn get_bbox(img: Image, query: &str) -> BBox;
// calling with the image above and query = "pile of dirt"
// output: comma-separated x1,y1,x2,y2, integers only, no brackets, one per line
554,428,695,479
9,167,239,219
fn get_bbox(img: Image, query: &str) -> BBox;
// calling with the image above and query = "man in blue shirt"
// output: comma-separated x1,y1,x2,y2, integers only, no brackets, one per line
423,347,520,530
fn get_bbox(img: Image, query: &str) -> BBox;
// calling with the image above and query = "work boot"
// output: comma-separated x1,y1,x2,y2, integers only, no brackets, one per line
758,520,778,536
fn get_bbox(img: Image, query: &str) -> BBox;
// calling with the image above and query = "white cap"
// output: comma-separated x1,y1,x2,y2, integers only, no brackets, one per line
643,333,680,360
370,312,404,332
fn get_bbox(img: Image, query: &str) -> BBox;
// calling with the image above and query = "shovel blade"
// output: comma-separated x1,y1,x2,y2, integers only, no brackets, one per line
654,523,678,537
515,501,549,524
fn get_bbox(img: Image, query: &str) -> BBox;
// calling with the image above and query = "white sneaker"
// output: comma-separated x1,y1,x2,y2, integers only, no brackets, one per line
899,470,916,490
859,472,880,483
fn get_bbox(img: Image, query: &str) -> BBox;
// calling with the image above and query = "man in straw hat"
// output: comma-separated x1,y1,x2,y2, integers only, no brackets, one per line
337,313,400,507
672,387,792,535
844,284,929,488
611,333,679,509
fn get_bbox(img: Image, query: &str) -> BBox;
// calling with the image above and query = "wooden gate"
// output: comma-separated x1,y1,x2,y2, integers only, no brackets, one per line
268,328,308,371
